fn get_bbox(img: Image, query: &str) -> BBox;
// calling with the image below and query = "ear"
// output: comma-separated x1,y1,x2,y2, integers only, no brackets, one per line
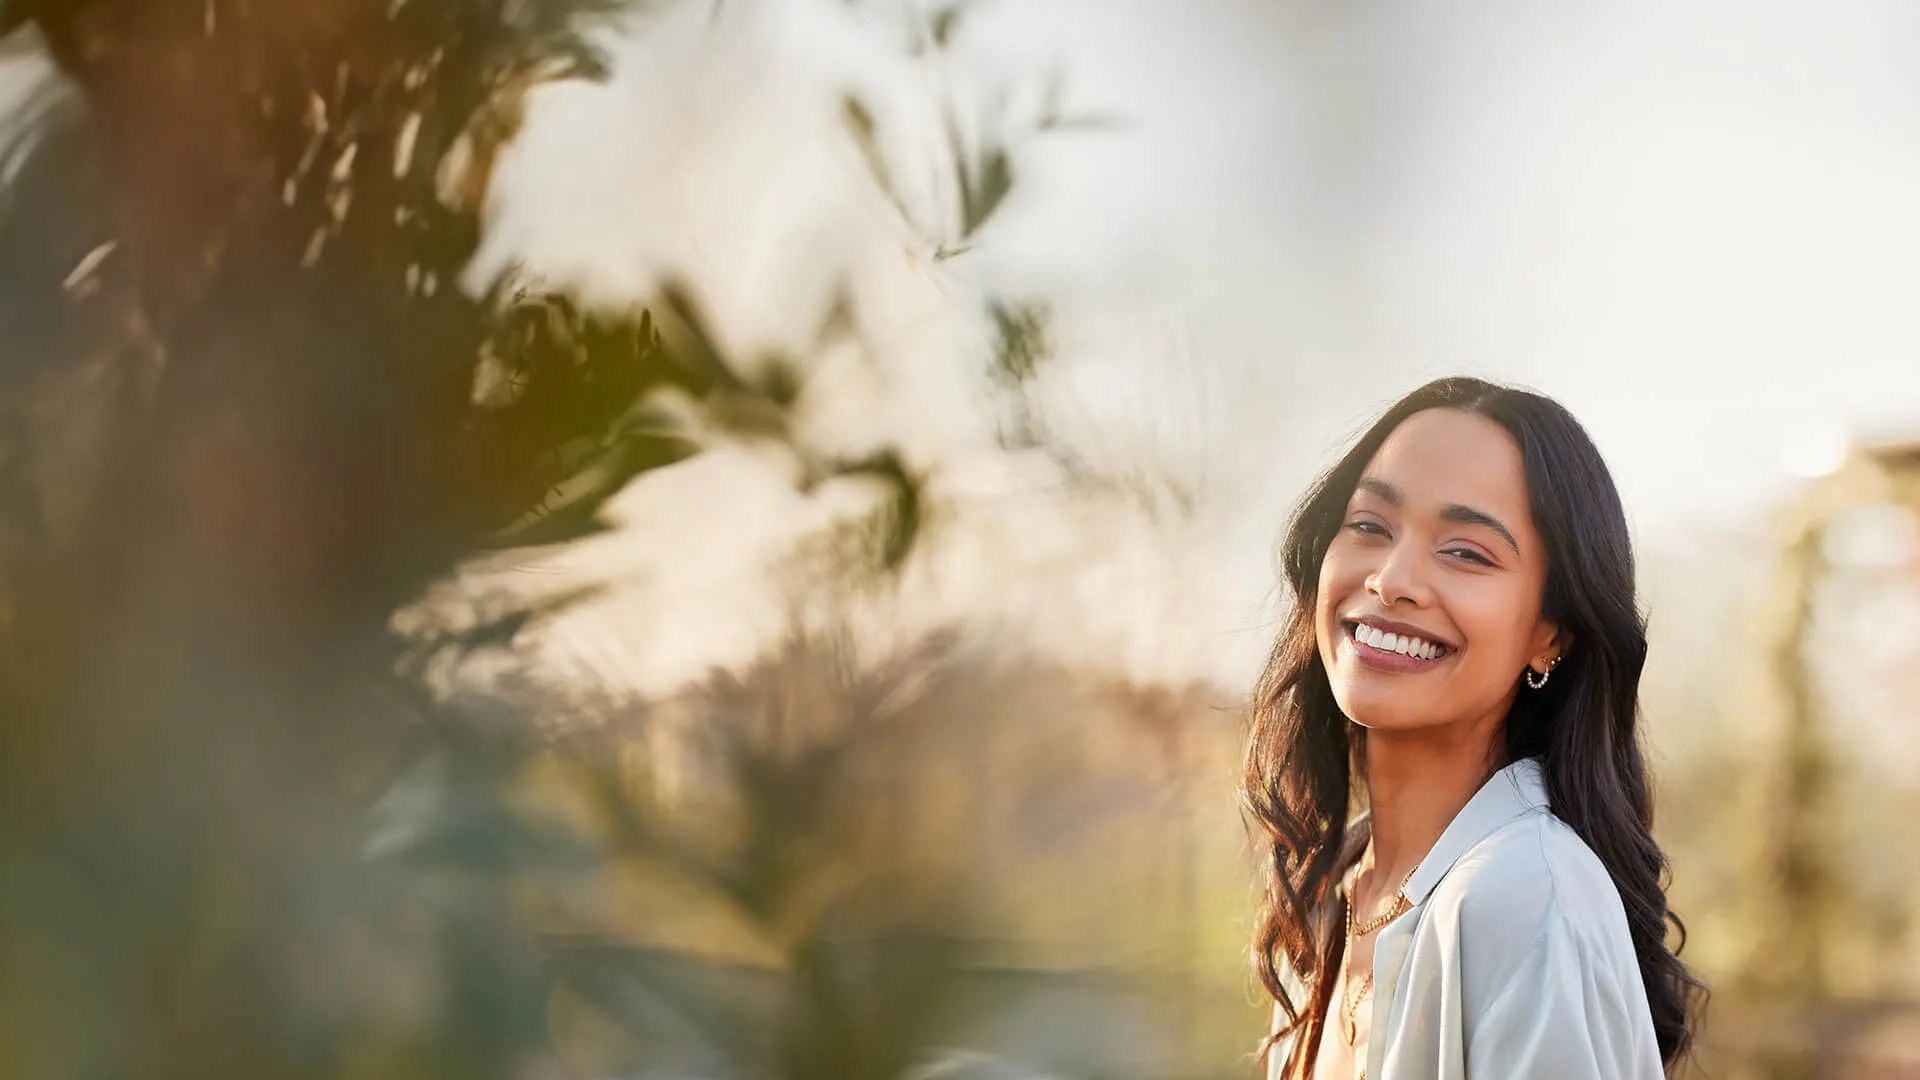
1529,620,1573,672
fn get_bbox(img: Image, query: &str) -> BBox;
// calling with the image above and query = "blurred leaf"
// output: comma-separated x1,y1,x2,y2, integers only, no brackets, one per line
958,146,1013,240
989,302,1048,386
930,4,971,50
654,279,755,398
756,353,806,409
843,449,923,570
843,94,915,227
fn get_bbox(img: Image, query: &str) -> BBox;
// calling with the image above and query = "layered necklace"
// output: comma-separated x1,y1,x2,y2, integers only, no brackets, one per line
1339,863,1419,1050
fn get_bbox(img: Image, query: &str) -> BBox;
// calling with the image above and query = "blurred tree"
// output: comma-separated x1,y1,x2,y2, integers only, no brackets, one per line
0,1,1071,1077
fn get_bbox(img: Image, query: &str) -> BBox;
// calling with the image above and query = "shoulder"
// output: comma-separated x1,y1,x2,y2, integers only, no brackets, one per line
1436,808,1628,938
1417,809,1639,1008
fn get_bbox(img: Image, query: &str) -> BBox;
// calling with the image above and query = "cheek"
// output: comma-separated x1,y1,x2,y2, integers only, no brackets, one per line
1312,561,1335,625
1450,582,1541,665
1317,540,1367,600
1313,546,1360,635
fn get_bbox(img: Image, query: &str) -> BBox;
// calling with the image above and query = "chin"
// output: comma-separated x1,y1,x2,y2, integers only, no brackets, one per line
1342,703,1441,734
1332,680,1449,734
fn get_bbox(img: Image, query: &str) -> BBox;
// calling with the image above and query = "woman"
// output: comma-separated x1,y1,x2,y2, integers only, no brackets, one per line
1242,377,1705,1080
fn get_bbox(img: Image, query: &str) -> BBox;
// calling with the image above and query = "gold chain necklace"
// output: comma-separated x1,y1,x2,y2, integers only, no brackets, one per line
1338,864,1418,1049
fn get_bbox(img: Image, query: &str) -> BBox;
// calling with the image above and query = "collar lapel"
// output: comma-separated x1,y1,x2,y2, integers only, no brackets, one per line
1366,912,1416,1080
1364,756,1549,1078
1402,756,1548,905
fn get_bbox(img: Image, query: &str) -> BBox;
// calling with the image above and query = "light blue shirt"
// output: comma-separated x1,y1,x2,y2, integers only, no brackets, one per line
1267,757,1666,1079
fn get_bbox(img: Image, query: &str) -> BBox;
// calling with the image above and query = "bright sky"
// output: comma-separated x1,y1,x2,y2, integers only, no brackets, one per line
453,0,1920,697
984,0,1920,522
1343,3,1920,519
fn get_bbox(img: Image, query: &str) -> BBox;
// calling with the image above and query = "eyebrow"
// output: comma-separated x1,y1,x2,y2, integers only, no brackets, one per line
1353,477,1521,555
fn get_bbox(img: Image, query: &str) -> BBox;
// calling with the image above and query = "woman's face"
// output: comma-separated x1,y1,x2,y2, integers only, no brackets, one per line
1313,407,1566,737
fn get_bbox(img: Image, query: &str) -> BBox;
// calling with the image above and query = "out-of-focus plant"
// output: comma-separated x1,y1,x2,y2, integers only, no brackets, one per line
537,630,1002,1080
0,1,1092,1077
495,626,1207,1080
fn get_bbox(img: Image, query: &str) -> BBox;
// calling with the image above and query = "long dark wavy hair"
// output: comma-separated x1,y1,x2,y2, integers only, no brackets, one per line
1242,376,1706,1072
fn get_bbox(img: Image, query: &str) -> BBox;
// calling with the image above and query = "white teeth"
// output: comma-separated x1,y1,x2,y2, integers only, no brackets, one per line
1354,623,1445,660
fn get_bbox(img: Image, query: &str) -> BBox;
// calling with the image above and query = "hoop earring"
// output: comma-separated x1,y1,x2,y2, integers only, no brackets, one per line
1525,655,1561,690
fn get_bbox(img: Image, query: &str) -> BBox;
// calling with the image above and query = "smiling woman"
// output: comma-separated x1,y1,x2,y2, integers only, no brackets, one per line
1241,377,1706,1080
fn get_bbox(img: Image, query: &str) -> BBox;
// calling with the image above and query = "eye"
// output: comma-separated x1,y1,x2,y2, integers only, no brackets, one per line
1344,519,1388,538
1443,546,1494,567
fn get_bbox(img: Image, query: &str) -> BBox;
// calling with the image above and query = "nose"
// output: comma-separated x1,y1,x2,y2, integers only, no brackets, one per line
1366,538,1432,608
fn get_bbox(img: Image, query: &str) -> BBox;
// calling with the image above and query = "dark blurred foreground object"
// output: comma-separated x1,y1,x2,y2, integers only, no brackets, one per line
0,2,1097,1078
0,2,665,1076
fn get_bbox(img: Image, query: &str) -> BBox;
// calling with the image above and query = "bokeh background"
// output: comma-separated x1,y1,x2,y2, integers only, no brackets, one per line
2,1,1917,1078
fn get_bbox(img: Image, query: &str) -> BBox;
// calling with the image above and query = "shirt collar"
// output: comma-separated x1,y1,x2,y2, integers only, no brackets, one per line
1400,755,1549,906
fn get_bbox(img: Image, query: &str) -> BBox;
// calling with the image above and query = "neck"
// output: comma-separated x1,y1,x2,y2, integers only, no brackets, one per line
1359,719,1508,887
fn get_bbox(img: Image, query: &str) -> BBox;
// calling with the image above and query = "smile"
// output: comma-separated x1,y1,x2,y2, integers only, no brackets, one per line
1344,620,1456,671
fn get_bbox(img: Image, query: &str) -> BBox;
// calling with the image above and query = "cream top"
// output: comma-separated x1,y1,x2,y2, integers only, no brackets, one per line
1266,757,1666,1080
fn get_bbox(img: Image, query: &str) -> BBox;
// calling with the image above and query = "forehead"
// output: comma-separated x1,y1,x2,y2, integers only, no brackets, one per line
1358,408,1534,523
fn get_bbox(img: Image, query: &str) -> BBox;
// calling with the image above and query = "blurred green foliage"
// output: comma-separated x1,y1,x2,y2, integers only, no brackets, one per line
0,2,1108,1078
